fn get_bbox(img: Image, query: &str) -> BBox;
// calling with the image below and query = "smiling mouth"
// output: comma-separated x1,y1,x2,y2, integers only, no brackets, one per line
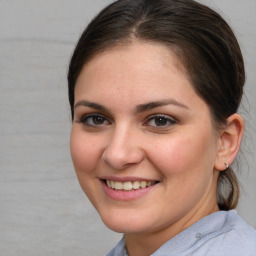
104,180,159,191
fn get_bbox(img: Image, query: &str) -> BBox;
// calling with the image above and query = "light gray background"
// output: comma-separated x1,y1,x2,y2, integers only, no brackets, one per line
0,0,255,255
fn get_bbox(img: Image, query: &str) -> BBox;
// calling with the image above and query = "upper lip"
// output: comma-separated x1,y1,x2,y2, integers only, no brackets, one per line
99,176,160,182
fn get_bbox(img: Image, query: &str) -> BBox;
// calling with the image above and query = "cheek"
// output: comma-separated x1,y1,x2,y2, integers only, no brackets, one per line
148,129,217,178
70,128,106,212
70,128,103,175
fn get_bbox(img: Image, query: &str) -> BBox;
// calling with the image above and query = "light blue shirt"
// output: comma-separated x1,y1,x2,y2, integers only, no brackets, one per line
106,210,256,256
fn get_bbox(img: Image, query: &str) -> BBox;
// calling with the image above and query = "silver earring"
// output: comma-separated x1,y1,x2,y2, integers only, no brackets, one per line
225,163,229,169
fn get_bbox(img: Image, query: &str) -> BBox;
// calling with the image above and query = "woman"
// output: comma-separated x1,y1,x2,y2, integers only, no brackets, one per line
68,0,256,255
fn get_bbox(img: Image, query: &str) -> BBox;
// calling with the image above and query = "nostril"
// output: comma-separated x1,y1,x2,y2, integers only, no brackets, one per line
102,146,144,170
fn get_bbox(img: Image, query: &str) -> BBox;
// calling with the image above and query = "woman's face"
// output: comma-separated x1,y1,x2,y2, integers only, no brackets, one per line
70,41,221,235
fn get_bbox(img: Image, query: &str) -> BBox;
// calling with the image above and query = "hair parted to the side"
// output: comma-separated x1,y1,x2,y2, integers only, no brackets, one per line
68,0,245,210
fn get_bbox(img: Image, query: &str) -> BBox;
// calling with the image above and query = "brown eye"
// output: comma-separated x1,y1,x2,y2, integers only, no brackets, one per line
92,116,105,125
79,114,110,126
154,117,168,126
146,115,176,127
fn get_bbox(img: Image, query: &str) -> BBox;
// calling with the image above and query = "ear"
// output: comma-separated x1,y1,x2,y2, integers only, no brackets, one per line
214,113,244,171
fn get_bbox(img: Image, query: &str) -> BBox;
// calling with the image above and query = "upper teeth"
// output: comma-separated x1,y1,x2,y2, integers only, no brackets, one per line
106,180,155,191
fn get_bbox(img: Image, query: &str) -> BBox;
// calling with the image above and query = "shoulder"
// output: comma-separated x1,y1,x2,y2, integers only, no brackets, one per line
194,210,256,256
106,211,256,256
212,211,256,255
152,210,256,256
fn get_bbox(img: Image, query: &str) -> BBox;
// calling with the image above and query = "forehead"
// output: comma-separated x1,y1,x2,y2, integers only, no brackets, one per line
74,41,214,127
74,42,216,126
75,41,191,99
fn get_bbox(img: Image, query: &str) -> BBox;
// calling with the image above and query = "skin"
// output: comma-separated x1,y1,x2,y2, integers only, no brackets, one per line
70,41,242,256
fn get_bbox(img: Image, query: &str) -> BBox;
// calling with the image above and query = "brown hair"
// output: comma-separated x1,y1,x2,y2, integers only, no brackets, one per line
68,0,245,210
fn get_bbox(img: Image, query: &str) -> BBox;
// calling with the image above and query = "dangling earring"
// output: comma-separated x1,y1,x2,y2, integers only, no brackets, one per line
225,162,229,171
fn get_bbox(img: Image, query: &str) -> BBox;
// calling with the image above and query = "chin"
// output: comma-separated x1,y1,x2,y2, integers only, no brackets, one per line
99,211,151,234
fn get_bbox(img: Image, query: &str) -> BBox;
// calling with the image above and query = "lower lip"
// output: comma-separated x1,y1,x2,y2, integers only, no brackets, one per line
101,181,157,201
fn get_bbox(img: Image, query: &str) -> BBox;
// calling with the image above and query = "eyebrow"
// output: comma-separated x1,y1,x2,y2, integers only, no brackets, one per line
74,99,189,113
135,99,189,113
74,100,109,112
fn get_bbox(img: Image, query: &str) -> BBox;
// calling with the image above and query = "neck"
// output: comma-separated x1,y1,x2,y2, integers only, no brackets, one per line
124,196,219,256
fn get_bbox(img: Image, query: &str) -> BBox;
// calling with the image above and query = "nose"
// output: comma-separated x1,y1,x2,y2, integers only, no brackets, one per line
102,125,144,170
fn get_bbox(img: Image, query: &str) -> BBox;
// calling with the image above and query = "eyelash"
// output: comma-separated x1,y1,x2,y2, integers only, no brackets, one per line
77,114,111,127
144,114,177,128
77,113,177,128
